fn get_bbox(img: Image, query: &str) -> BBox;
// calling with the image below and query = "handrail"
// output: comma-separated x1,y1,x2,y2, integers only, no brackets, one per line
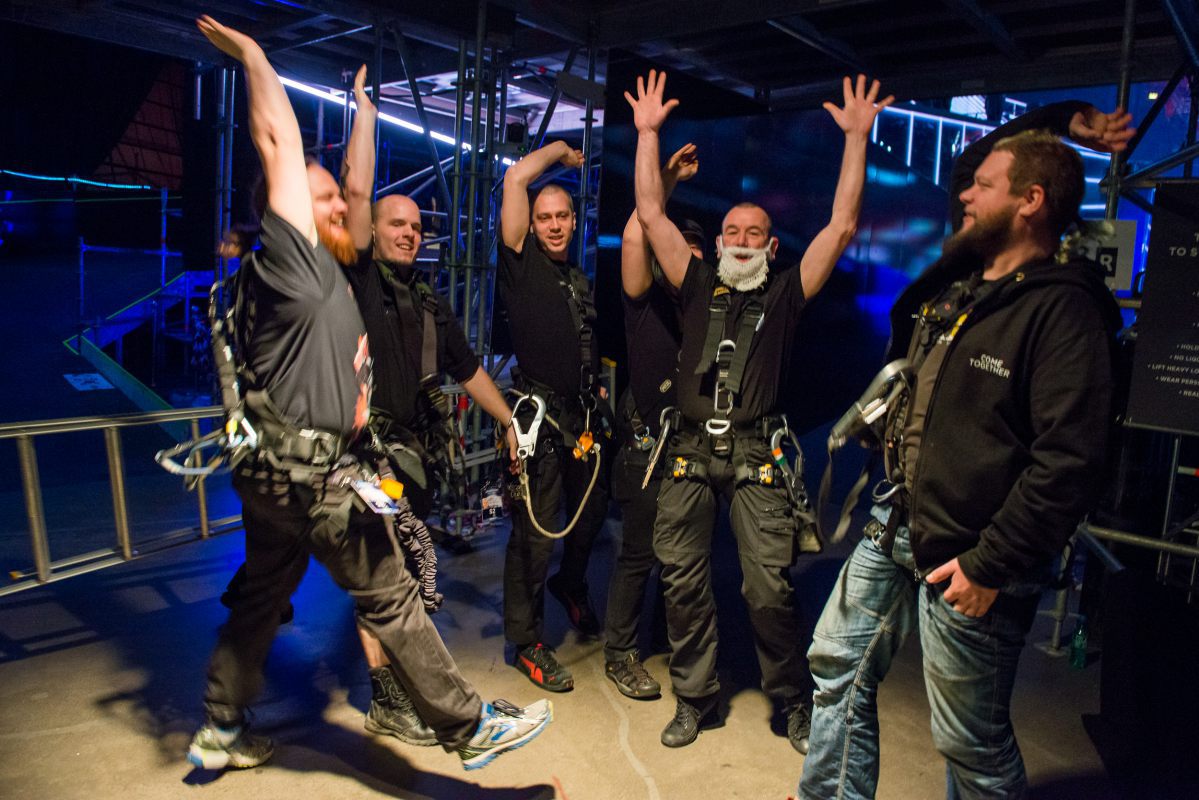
3,407,232,596
0,406,222,439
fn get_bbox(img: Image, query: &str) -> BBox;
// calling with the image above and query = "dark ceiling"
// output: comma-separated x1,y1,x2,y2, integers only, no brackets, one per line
0,0,1190,112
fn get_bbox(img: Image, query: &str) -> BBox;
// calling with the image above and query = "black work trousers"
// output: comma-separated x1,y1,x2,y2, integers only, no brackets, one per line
504,428,610,647
603,440,666,661
652,428,811,703
203,468,481,750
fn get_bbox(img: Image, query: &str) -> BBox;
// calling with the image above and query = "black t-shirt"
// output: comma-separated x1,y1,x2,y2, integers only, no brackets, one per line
242,210,371,437
675,256,807,426
622,282,682,437
497,232,599,398
343,256,479,427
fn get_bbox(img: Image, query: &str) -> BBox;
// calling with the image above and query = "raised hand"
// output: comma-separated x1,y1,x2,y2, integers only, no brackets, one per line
823,74,893,138
559,146,585,168
664,142,699,183
196,15,261,64
352,64,376,115
1069,106,1136,153
624,69,680,134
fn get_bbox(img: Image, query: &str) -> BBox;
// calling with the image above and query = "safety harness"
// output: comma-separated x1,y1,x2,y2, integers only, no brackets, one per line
559,265,600,397
155,255,443,610
505,388,604,540
818,275,987,548
695,284,765,435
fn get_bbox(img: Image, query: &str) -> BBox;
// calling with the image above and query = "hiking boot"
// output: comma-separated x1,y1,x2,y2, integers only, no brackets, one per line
187,721,274,770
786,703,812,755
364,666,437,746
605,652,661,699
514,643,574,692
660,695,718,748
457,698,553,771
546,573,601,637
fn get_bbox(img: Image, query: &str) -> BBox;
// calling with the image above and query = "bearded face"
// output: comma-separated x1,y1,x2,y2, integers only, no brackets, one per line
716,244,771,292
317,215,357,267
307,163,356,267
943,204,1017,263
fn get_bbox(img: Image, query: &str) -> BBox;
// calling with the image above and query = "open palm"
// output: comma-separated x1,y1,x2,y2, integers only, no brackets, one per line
624,69,680,134
823,74,893,138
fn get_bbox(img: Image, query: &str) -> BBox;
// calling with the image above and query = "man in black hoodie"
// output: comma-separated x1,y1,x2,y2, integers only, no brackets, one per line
799,104,1132,799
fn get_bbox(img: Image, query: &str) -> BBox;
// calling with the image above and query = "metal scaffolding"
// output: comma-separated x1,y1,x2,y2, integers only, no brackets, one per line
197,3,603,532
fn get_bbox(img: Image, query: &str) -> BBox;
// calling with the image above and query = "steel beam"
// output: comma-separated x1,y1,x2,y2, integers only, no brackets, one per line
392,27,455,215
532,47,580,150
1105,0,1137,219
766,17,870,74
1123,62,1189,157
940,0,1026,61
1162,0,1199,72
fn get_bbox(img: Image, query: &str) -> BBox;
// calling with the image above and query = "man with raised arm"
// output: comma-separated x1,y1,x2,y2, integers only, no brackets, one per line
334,65,521,747
603,142,700,700
496,139,610,692
188,16,549,774
627,70,891,751
799,103,1131,799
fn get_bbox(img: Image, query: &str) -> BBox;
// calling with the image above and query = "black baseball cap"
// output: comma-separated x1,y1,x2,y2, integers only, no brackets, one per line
677,218,706,254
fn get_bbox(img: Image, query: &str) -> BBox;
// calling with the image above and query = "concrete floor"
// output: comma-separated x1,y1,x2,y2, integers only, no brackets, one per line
0,502,1126,800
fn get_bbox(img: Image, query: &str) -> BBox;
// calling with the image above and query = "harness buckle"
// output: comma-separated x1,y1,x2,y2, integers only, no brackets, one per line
509,394,547,461
758,464,775,485
704,418,732,436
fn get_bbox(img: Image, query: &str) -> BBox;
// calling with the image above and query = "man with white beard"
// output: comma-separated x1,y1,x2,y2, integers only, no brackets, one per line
626,70,891,751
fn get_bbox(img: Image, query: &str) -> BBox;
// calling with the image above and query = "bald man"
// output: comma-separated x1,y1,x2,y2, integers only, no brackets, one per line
627,70,891,751
341,84,518,746
496,140,611,693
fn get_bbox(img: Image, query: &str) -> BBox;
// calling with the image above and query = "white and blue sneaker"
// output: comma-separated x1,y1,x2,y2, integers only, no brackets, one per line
457,699,552,771
187,722,274,770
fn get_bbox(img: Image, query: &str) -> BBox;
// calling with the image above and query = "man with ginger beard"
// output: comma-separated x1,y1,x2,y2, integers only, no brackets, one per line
187,16,550,774
627,69,892,751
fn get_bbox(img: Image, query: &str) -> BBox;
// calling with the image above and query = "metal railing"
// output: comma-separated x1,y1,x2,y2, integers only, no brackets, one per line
0,406,241,597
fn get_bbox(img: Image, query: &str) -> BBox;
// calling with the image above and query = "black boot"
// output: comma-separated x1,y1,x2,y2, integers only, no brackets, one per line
660,695,719,748
364,667,437,746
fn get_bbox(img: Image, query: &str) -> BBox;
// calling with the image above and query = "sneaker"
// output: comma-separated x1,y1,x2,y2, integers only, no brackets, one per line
457,699,553,771
785,703,812,755
660,695,718,748
364,666,437,746
187,722,274,770
546,573,601,637
514,643,574,692
605,652,661,699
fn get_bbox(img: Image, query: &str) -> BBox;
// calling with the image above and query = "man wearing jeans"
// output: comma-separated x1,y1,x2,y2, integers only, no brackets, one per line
800,103,1133,798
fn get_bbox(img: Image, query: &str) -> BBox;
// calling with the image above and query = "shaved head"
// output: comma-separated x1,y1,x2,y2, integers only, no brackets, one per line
722,202,772,238
529,183,575,260
372,193,423,268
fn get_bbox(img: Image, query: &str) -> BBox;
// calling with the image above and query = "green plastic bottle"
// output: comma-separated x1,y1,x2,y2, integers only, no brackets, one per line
1069,615,1088,670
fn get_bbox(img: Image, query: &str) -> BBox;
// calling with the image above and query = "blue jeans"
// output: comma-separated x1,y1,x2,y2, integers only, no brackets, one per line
799,506,1042,800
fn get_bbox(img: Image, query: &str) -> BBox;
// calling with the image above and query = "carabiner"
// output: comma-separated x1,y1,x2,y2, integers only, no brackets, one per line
509,394,547,461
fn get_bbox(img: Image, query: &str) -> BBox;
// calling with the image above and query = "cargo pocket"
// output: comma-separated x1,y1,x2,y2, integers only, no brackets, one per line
758,511,800,567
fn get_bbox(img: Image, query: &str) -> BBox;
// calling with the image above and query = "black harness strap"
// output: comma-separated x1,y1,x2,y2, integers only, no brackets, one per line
695,284,765,430
413,281,441,381
559,266,598,395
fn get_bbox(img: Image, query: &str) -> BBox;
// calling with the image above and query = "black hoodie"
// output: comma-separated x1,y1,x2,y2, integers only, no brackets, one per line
884,100,1122,588
890,256,1122,587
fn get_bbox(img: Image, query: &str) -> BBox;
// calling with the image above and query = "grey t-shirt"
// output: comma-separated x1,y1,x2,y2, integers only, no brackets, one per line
241,210,372,437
